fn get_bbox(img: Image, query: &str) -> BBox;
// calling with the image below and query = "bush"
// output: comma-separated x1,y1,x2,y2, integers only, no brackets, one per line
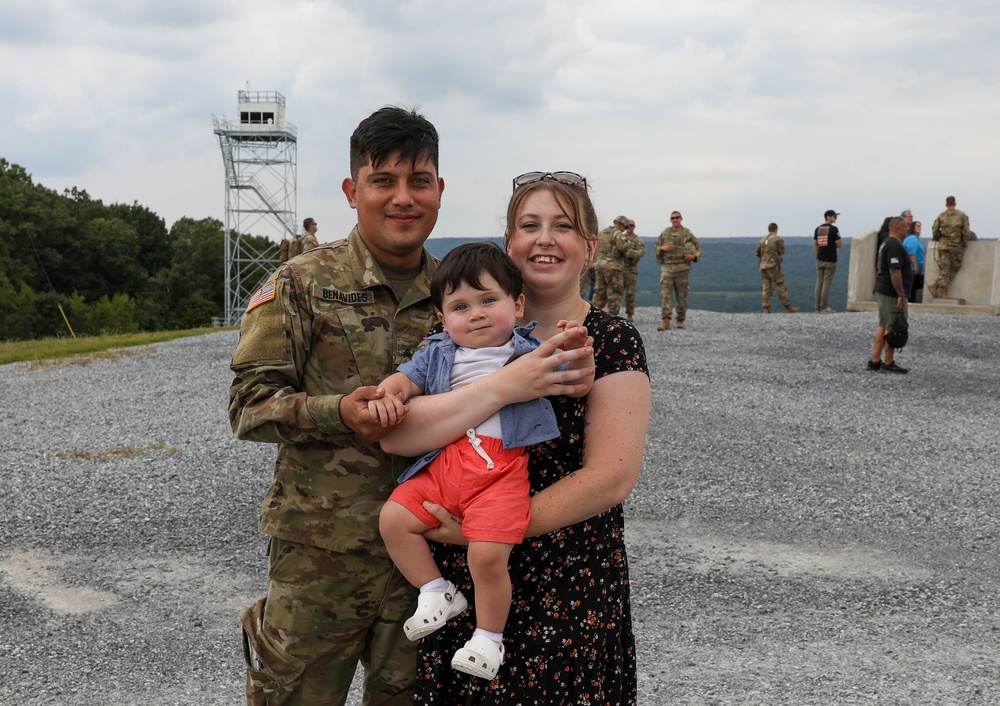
84,293,139,335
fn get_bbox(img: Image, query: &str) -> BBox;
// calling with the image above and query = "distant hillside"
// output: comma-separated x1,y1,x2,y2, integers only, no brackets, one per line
424,236,885,314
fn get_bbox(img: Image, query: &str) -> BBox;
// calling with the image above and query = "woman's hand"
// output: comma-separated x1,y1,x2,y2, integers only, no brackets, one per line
498,327,594,401
421,502,469,546
381,326,593,457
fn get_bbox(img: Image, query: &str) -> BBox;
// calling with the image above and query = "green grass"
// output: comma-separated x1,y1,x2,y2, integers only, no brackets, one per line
0,327,236,366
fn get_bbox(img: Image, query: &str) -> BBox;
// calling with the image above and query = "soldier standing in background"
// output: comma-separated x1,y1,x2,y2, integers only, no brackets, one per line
229,106,445,705
929,196,972,299
814,209,842,313
592,215,630,315
279,217,320,262
621,219,646,322
301,217,320,252
755,223,799,314
655,211,702,330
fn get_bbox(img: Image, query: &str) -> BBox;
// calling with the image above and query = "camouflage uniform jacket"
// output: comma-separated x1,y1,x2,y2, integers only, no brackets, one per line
301,230,319,252
595,226,629,271
755,233,784,271
229,227,438,556
656,226,703,272
931,208,971,251
622,234,647,269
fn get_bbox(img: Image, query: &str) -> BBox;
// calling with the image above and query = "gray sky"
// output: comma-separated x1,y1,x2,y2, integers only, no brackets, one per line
3,0,997,241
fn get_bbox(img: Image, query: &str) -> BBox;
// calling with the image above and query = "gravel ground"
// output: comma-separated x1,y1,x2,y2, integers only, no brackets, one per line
3,308,999,705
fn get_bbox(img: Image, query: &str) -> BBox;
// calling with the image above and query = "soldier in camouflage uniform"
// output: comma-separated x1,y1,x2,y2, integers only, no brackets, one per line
592,215,630,315
280,218,320,263
300,217,320,252
621,219,646,321
929,195,972,299
229,106,445,706
755,223,799,313
655,211,703,330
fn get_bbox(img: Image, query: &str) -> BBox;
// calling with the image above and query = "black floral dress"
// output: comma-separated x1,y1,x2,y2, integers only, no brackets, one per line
414,308,648,706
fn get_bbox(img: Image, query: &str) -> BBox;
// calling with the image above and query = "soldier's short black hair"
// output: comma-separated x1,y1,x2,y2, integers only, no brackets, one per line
768,223,778,233
431,242,522,312
349,106,440,180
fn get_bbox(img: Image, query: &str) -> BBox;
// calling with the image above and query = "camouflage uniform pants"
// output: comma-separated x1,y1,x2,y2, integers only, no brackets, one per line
761,267,790,308
934,248,964,289
622,266,639,317
593,267,624,315
241,538,417,706
660,267,691,322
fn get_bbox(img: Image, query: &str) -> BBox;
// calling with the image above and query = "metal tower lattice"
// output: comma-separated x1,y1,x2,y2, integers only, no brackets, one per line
212,90,298,324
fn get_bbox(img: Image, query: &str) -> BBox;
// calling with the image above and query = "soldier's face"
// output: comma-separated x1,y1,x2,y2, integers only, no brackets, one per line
342,152,444,269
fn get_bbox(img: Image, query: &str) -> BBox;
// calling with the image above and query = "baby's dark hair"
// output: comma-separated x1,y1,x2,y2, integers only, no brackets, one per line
431,242,523,311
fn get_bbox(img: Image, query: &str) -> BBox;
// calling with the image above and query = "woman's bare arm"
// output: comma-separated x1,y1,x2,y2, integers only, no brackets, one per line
423,368,650,544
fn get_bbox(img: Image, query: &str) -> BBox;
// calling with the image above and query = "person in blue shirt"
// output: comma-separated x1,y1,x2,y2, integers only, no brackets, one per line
903,220,926,302
368,242,594,680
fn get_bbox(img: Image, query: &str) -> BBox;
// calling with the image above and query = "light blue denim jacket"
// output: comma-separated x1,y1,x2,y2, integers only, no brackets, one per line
394,322,561,483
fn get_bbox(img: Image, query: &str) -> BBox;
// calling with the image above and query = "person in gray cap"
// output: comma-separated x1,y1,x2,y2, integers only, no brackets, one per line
592,215,630,315
813,209,842,313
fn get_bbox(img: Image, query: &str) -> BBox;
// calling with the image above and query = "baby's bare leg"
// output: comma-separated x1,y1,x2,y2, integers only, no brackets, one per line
379,500,441,587
466,541,514,633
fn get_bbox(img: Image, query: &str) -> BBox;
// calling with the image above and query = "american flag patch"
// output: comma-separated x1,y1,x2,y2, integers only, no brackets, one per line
246,280,277,313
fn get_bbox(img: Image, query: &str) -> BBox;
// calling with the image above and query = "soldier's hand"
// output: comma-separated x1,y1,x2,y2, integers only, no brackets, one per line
683,254,695,263
341,386,404,442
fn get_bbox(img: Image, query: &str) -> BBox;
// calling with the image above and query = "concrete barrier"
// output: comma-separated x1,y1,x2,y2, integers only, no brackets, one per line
847,230,999,315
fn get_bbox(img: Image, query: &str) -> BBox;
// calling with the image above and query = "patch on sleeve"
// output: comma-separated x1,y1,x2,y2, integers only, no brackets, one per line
232,302,287,365
245,280,277,313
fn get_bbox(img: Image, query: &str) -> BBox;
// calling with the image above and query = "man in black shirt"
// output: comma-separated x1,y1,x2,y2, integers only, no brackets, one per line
868,217,913,373
813,209,842,312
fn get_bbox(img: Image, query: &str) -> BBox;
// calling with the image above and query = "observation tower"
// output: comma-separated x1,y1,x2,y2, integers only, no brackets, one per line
212,90,297,324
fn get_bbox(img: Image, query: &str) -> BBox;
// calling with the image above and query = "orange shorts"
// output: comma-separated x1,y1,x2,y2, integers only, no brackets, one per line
389,434,531,544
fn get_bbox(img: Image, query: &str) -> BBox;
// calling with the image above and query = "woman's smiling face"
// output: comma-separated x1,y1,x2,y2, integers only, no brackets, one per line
505,189,594,295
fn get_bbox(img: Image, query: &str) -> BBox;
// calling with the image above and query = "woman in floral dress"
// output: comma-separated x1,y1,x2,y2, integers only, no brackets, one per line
384,172,650,705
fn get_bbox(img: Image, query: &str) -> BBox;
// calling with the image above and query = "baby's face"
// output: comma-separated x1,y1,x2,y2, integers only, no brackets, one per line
437,273,524,349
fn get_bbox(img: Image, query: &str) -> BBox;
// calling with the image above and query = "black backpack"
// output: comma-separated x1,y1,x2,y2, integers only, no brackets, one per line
886,312,909,349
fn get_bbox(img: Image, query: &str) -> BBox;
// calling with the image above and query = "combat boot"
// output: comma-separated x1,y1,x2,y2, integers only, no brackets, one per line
939,287,949,299
657,318,671,331
928,283,939,298
763,305,771,314
675,320,685,329
784,304,799,313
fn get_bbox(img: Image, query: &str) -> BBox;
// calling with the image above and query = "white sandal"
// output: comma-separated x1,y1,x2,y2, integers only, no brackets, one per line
403,583,468,641
451,634,504,679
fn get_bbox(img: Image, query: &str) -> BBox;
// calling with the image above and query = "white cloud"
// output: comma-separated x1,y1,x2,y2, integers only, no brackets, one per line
1,0,998,241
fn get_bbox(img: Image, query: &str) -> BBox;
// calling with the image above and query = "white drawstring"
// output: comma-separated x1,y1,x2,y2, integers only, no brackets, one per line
466,429,495,470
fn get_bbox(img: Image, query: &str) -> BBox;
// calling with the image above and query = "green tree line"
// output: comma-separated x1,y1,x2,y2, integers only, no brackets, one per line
2,156,855,342
0,158,273,340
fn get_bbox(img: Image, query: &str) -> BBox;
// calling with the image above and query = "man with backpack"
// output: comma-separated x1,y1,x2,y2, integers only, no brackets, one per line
868,217,912,374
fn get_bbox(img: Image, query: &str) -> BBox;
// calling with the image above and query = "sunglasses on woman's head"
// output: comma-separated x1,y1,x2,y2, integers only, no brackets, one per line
512,171,587,192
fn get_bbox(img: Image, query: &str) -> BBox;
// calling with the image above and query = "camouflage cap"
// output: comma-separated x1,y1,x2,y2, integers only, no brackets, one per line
614,215,629,227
